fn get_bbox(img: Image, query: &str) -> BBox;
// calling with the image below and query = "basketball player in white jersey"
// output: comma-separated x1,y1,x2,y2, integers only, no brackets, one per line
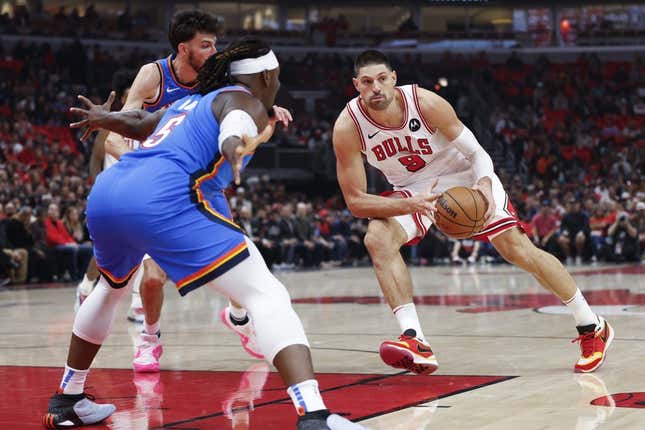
332,50,613,374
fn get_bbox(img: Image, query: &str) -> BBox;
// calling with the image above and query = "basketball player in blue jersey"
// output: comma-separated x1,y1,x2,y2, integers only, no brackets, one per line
74,9,218,340
89,10,291,373
45,38,366,430
101,11,219,372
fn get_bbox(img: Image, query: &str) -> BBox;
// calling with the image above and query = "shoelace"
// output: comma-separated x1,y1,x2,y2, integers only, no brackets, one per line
571,331,596,358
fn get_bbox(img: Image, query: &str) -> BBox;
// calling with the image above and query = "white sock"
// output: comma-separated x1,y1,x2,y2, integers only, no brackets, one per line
564,289,599,327
287,379,326,414
144,320,160,335
59,365,89,395
393,303,425,342
229,301,247,320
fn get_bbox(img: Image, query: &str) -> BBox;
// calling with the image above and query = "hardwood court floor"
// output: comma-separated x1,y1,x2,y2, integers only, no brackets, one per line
1,263,643,429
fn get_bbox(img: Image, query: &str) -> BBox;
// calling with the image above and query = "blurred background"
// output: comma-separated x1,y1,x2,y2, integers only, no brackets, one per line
0,0,642,286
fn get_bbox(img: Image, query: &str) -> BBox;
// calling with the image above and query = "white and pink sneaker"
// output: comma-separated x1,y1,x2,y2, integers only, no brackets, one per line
133,332,163,373
220,307,264,359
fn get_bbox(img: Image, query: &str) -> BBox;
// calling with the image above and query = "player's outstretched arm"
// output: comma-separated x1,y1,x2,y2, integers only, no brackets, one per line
333,109,439,219
212,92,275,185
415,87,496,222
70,93,165,141
104,63,162,159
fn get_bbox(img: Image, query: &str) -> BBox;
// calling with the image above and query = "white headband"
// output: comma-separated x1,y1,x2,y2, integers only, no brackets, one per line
230,50,279,75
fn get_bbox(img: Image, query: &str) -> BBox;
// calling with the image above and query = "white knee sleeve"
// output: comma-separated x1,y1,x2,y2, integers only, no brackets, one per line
208,237,309,362
73,276,132,344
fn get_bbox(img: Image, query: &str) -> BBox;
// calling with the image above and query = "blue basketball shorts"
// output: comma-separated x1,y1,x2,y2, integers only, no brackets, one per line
87,163,249,296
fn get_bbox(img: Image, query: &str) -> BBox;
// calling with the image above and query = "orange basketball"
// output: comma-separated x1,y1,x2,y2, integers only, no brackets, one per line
434,186,488,239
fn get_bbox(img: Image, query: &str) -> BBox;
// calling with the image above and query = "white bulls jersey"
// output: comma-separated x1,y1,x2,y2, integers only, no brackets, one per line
346,84,474,192
103,137,140,169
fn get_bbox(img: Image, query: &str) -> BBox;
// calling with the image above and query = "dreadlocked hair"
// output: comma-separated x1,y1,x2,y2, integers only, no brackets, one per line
197,37,271,95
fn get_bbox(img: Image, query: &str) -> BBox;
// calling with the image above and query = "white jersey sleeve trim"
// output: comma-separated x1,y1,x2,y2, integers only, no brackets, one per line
345,103,366,152
411,84,436,135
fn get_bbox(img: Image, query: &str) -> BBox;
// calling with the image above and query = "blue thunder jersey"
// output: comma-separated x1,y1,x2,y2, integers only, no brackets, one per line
104,55,195,169
142,55,198,112
88,85,256,295
125,85,254,199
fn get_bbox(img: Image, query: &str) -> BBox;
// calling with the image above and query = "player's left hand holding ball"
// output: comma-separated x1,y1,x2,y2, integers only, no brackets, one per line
69,91,116,141
473,176,496,225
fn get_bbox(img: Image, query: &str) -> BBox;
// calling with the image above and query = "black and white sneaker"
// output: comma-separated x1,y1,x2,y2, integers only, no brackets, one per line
43,392,115,429
297,410,371,430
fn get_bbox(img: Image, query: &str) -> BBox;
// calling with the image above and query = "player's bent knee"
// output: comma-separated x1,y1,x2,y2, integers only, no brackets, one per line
142,276,164,289
494,234,535,270
73,279,130,345
245,285,308,362
364,222,396,256
501,247,533,269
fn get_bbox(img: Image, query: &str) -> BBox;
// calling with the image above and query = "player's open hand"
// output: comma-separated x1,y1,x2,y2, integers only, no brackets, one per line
271,105,293,128
410,178,442,220
473,176,495,224
230,123,276,185
69,91,116,142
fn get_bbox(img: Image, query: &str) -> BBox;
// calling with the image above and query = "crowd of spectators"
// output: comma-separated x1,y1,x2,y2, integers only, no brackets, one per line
1,4,159,42
0,35,642,284
3,4,643,48
484,52,643,264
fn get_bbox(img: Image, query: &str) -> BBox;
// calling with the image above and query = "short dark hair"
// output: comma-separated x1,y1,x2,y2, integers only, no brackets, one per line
168,10,219,52
354,50,392,76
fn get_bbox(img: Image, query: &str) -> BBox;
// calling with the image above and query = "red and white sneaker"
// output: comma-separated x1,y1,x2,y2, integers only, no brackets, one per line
133,332,163,373
572,316,614,373
220,307,264,359
379,329,439,375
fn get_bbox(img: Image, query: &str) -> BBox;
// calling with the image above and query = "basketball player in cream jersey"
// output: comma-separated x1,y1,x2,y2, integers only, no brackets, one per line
332,50,613,375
